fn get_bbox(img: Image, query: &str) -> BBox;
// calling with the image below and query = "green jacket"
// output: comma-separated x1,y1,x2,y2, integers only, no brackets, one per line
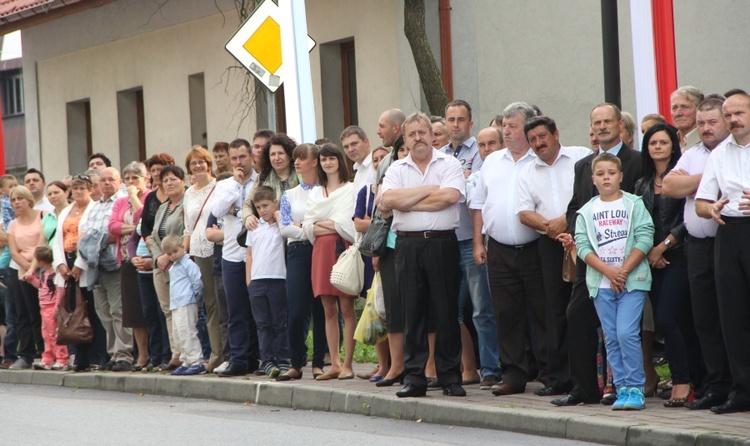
575,191,654,298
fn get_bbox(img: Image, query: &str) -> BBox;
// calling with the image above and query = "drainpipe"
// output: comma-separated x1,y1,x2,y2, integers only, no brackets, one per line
438,0,453,100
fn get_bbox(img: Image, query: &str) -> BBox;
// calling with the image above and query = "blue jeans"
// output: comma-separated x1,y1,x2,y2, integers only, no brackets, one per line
593,288,645,391
0,268,18,362
222,259,259,369
137,272,171,365
286,242,326,370
196,304,211,361
457,239,501,377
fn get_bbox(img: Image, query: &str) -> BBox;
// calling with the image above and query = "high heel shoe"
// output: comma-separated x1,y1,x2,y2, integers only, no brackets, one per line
664,383,694,408
375,371,404,387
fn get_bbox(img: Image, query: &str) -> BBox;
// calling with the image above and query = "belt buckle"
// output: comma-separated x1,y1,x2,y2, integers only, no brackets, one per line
423,231,431,238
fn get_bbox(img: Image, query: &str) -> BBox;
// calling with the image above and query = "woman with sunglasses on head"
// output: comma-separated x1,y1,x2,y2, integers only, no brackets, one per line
52,175,108,371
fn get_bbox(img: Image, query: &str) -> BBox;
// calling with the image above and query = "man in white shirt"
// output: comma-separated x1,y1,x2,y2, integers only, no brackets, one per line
695,93,750,414
516,116,591,397
211,138,260,377
381,112,466,398
341,125,374,197
442,100,500,388
23,169,54,213
663,96,732,411
471,102,546,396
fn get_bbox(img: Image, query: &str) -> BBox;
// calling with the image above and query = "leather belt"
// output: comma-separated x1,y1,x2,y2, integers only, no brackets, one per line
287,240,311,247
722,216,750,224
686,234,715,243
494,239,539,250
396,230,455,239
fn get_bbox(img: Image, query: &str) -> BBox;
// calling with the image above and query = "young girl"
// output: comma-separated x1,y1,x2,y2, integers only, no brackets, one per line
559,152,654,410
23,246,68,370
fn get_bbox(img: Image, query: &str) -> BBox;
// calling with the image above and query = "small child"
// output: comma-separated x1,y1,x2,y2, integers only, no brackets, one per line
161,234,206,376
245,186,290,379
561,153,654,410
23,246,68,371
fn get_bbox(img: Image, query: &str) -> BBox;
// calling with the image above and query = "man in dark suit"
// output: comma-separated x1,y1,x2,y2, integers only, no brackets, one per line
551,103,642,406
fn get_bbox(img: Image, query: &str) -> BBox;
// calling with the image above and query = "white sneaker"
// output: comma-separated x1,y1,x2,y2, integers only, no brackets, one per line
32,362,51,370
213,361,230,374
51,362,70,371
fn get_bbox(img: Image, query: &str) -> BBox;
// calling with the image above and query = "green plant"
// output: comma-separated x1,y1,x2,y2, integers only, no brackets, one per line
305,328,378,364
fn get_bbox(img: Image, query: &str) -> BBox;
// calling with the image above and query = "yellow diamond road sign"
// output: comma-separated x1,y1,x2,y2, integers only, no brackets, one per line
243,17,282,74
226,0,315,93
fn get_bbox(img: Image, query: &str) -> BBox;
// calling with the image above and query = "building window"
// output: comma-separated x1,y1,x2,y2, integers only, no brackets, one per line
340,41,358,126
1,70,23,117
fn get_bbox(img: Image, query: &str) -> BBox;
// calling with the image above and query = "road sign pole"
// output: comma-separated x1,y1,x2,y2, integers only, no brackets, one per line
280,0,316,143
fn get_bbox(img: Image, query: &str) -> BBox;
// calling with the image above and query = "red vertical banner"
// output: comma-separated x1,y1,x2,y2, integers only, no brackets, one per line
0,86,5,174
651,0,678,122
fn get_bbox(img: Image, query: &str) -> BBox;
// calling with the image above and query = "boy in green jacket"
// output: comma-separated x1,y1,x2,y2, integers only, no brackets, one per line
559,152,654,410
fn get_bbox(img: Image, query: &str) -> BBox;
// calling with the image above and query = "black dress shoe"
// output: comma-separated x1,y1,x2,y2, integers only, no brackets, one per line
217,363,248,377
426,377,441,388
396,384,427,398
710,399,750,414
375,372,404,387
550,395,599,406
686,392,727,410
534,386,569,397
443,383,466,397
600,393,617,405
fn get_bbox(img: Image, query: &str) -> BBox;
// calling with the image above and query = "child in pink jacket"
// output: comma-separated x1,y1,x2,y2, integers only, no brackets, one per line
23,246,68,370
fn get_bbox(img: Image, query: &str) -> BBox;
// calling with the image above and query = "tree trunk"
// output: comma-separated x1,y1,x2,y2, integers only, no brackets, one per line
404,0,450,116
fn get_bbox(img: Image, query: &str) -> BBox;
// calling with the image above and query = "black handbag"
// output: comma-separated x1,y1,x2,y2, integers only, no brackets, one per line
359,212,392,257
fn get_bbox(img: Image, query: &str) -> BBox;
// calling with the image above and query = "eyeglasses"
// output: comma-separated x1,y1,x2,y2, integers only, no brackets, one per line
123,175,142,181
189,160,207,167
72,174,90,181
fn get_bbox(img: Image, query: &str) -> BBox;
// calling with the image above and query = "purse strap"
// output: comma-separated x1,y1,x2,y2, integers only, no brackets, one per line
194,183,217,227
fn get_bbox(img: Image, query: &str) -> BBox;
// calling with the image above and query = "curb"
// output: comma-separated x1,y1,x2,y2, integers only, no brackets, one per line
2,370,748,445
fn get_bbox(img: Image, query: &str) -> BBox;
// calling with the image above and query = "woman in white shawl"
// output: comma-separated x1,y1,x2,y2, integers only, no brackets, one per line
303,143,356,380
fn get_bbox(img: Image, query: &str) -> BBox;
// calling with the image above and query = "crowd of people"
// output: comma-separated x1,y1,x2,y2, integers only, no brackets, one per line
1,86,750,415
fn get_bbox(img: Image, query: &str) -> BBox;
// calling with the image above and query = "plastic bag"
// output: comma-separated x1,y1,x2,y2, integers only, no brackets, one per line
353,281,388,346
372,272,386,320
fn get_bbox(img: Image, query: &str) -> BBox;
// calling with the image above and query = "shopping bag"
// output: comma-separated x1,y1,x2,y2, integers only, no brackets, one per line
353,282,388,346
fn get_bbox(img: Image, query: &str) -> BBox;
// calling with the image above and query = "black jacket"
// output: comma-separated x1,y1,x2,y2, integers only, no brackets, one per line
566,144,643,232
634,177,687,253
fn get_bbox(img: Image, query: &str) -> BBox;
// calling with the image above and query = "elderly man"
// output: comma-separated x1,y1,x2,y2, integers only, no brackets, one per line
671,86,704,150
381,112,466,398
472,102,547,396
431,116,451,150
80,167,133,371
664,96,732,411
695,93,750,414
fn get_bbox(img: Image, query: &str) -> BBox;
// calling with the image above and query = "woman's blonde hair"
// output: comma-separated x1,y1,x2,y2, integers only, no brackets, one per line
10,185,34,208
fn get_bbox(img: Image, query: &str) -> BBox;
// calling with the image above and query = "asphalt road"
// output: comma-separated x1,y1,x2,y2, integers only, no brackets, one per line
0,383,600,445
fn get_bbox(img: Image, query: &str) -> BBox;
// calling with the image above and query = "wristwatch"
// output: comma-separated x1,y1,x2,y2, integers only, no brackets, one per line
663,238,672,247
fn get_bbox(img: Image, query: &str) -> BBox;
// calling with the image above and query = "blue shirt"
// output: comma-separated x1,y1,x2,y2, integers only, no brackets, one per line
600,140,624,157
168,254,203,310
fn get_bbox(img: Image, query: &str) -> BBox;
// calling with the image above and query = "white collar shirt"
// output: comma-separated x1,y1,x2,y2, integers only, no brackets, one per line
211,172,257,262
469,148,539,245
516,145,592,232
382,149,466,232
696,136,750,218
352,153,375,200
443,137,481,240
671,142,719,238
247,218,286,279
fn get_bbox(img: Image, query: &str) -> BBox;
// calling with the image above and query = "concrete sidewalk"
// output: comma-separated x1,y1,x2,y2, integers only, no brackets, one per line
2,364,748,446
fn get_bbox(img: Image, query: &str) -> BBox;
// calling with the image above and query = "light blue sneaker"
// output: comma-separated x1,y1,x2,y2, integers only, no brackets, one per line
623,387,646,410
611,387,629,411
170,365,189,376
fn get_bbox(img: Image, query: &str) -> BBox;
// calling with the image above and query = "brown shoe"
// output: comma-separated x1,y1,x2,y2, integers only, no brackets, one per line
492,383,522,396
0,359,13,369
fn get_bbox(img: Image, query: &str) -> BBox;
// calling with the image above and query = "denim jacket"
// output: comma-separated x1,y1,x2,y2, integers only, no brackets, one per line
575,191,655,298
